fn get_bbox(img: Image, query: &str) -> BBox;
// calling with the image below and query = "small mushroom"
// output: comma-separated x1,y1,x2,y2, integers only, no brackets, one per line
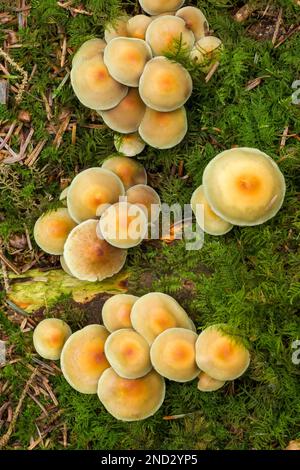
104,38,152,87
127,15,153,40
59,186,69,207
195,325,250,381
190,36,223,72
139,0,184,16
139,106,187,149
105,329,152,379
64,220,127,282
191,185,233,236
197,372,225,392
99,201,148,249
67,167,125,223
34,208,77,255
102,156,147,190
202,147,286,226
139,56,193,112
100,88,146,134
61,325,110,394
60,255,73,276
102,294,139,332
104,16,129,43
33,318,72,360
72,38,106,68
114,133,146,157
176,6,208,40
131,292,195,345
126,184,161,223
97,368,165,421
150,328,199,382
146,16,195,56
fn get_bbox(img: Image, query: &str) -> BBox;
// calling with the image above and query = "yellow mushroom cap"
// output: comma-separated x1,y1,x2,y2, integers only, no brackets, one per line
104,16,129,43
64,220,127,282
33,318,72,361
67,167,125,223
197,372,225,392
195,325,250,381
99,201,148,249
34,208,77,255
100,88,146,134
150,328,199,382
60,255,73,277
102,156,147,190
97,368,165,421
126,184,161,223
104,38,152,87
146,15,195,56
191,185,233,236
105,329,152,379
114,133,146,157
131,292,195,345
139,106,187,149
102,294,139,332
139,0,184,16
127,15,153,40
190,36,223,72
176,6,208,41
61,324,110,394
139,56,193,112
203,147,286,226
59,186,69,206
72,38,106,68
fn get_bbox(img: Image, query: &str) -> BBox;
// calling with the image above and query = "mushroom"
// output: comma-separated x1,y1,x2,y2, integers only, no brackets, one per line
60,255,73,277
102,294,139,332
126,184,161,223
190,36,223,72
99,88,146,134
176,6,208,41
34,208,77,255
61,324,110,394
150,328,199,382
195,325,250,381
139,0,184,16
99,201,148,249
104,16,129,43
33,318,72,360
131,292,195,345
127,15,153,40
64,220,127,282
104,329,152,379
139,57,193,112
102,156,147,190
72,38,106,68
202,147,286,226
59,186,69,206
139,106,187,149
67,167,125,223
97,368,165,421
104,38,152,87
114,133,146,157
197,372,225,392
190,185,233,236
145,16,195,56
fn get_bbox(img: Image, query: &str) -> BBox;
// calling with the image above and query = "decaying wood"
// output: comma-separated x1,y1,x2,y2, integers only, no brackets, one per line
234,1,260,22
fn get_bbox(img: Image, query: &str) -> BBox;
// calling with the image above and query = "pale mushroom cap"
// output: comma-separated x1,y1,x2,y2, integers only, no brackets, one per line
114,133,146,157
102,294,139,332
139,0,184,16
59,186,69,206
102,156,147,190
104,38,152,87
203,148,286,226
131,292,195,345
71,53,128,111
60,255,73,277
127,15,153,40
105,329,152,379
146,16,195,56
126,184,161,222
34,208,77,255
67,167,125,223
99,201,148,249
190,36,223,66
61,324,110,394
195,325,250,381
197,372,225,392
191,185,233,236
104,16,129,43
72,38,106,68
33,318,72,361
176,7,208,41
64,220,127,282
139,106,187,149
150,328,199,382
139,56,193,112
97,368,165,421
100,88,146,134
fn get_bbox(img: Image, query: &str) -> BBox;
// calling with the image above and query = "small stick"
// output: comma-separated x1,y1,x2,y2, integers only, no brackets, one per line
60,36,67,68
205,61,220,83
25,139,47,166
71,123,76,145
280,126,289,149
24,225,33,251
0,121,16,151
0,249,20,275
1,259,10,292
272,8,283,46
274,24,300,49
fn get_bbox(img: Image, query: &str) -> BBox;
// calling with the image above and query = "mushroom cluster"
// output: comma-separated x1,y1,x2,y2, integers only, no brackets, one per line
71,3,223,151
32,292,251,422
191,147,286,236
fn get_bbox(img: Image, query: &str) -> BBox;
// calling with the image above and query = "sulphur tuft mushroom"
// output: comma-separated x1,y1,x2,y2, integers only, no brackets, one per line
102,294,139,332
146,15,195,56
176,6,208,41
60,255,73,276
97,368,165,421
126,184,161,223
139,0,185,16
190,36,223,72
114,133,146,157
197,372,225,392
104,16,129,43
72,38,106,68
59,186,69,207
127,15,153,40
33,318,72,361
102,156,147,190
202,147,286,226
34,208,77,255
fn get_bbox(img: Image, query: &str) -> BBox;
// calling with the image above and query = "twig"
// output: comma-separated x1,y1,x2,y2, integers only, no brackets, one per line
0,48,28,103
274,24,300,49
205,61,220,83
1,259,10,292
234,1,260,23
0,249,20,275
24,225,33,251
60,36,67,68
24,139,47,166
0,121,16,151
53,114,71,149
280,126,289,150
272,8,283,46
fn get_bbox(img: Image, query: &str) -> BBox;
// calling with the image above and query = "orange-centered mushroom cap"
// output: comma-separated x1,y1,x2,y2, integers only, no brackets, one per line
102,294,139,332
102,156,147,190
34,208,77,255
146,15,195,56
33,318,72,361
